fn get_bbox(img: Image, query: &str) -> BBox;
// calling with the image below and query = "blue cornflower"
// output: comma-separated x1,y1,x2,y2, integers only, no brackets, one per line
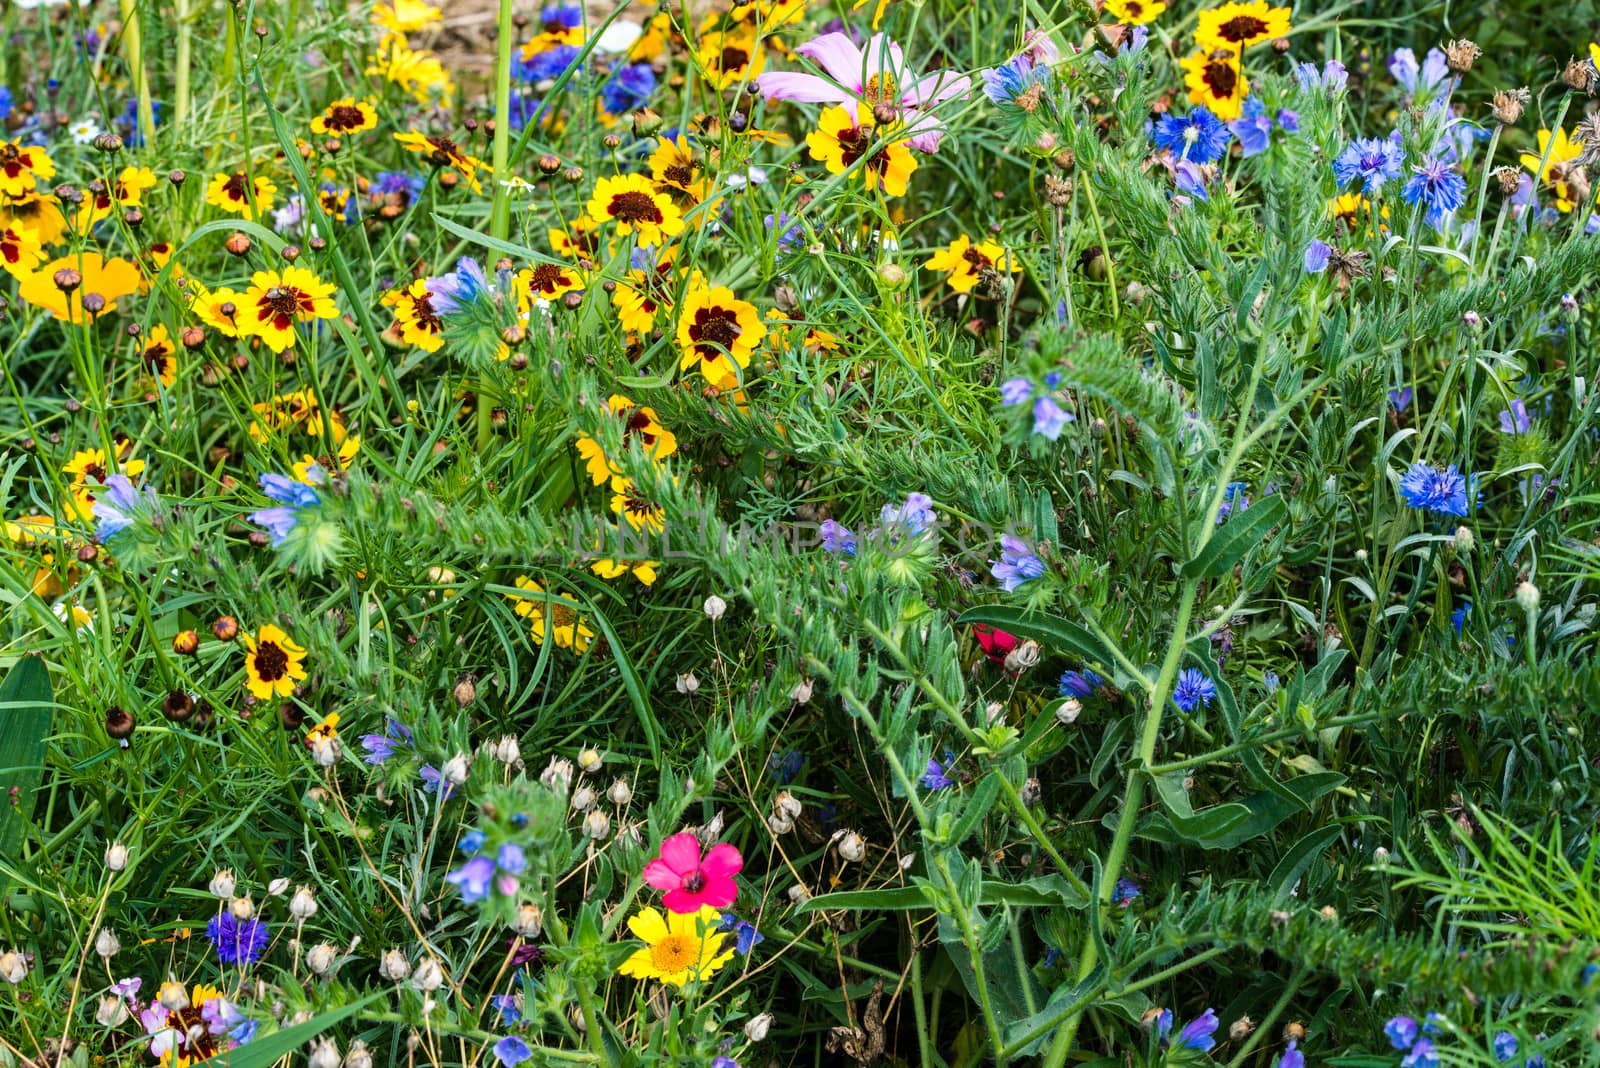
1172,159,1209,201
990,534,1046,592
1399,462,1470,517
205,912,270,966
1152,105,1232,164
1059,668,1104,698
0,87,12,121
601,62,656,114
1492,1032,1517,1062
516,44,582,82
508,93,556,131
1277,1040,1304,1068
1389,387,1414,413
1304,239,1332,274
1000,377,1035,406
1171,668,1216,712
248,472,321,547
446,855,496,903
1333,132,1406,194
1217,482,1250,523
494,1036,533,1067
1403,156,1468,229
1385,1018,1420,1050
1451,603,1470,635
371,170,426,198
92,474,156,543
920,756,956,790
1390,47,1452,100
819,519,857,555
1498,399,1531,434
1226,98,1272,158
981,53,1051,106
1033,395,1072,440
719,914,765,955
1401,1039,1438,1068
1174,1009,1219,1052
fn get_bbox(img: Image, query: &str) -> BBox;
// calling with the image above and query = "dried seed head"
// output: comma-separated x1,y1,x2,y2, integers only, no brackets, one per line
209,869,236,898
104,841,129,871
378,948,411,981
95,927,121,958
1490,87,1530,125
703,595,727,621
513,902,543,938
834,829,867,862
606,777,632,806
675,671,700,695
1230,1016,1255,1041
1443,39,1480,74
1562,57,1598,94
582,809,611,839
571,785,598,813
306,942,336,975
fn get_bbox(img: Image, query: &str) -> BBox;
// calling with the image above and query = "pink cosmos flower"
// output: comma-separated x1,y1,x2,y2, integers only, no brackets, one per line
643,831,743,913
754,32,969,152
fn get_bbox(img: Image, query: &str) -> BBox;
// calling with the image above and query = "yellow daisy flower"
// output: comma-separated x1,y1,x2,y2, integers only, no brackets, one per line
394,130,486,192
587,173,686,247
242,624,308,700
312,98,379,137
504,576,596,653
205,170,277,219
1520,127,1585,212
1195,1,1291,52
574,394,679,486
18,253,142,322
382,278,445,352
676,283,767,388
138,325,179,389
238,266,340,354
0,223,44,278
695,19,766,90
0,192,69,246
923,235,1022,294
0,139,55,199
1103,0,1167,24
617,906,735,987
371,0,440,33
1179,49,1248,121
187,281,247,338
518,261,586,304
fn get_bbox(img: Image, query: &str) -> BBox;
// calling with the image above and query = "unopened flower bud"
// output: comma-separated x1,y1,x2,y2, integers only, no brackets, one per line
378,948,411,982
1461,309,1482,330
412,957,444,992
212,615,239,641
1229,1016,1255,1041
1515,581,1540,612
493,734,522,765
95,928,120,958
571,785,598,812
877,261,906,287
307,942,336,975
577,747,603,773
1374,846,1391,865
1004,639,1041,673
158,979,188,1009
230,896,255,920
97,995,129,1027
790,678,814,704
209,869,236,898
606,778,632,806
582,809,611,839
441,753,470,785
540,757,574,795
1056,698,1082,725
224,232,252,256
834,829,866,863
513,903,543,938
703,595,727,621
745,1013,774,1042
308,1037,341,1068
173,630,200,655
1453,527,1474,552
453,675,477,707
290,886,319,920
676,671,700,695
105,841,128,871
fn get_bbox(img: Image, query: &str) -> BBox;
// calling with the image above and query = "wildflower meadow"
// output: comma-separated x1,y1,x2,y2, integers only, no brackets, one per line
3,0,1600,1064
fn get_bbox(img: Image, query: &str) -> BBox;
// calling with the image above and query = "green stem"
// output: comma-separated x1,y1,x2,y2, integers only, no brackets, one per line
1225,964,1306,1068
1080,167,1120,320
174,0,193,129
118,0,156,149
933,852,1007,1065
1467,124,1502,272
489,0,515,242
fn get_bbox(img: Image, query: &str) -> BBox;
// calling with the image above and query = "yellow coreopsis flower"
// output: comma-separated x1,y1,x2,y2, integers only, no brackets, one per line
75,165,159,230
923,235,1022,294
0,192,68,246
505,576,596,653
394,130,486,192
518,261,586,304
205,170,277,219
1103,0,1167,24
0,140,55,198
382,278,445,352
695,21,766,90
18,253,142,322
368,35,455,105
587,173,686,247
311,98,379,137
371,0,440,34
239,267,340,353
1196,1,1291,51
187,281,247,338
1179,49,1248,121
242,624,308,700
1520,127,1584,212
805,106,918,197
617,906,735,987
0,223,44,277
574,394,679,486
676,284,767,388
138,325,179,389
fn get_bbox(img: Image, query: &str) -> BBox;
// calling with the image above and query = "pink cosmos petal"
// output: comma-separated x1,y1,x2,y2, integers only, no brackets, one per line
795,32,867,90
699,842,744,879
861,33,906,83
642,858,680,892
657,831,702,875
909,71,970,108
755,71,854,105
906,127,946,153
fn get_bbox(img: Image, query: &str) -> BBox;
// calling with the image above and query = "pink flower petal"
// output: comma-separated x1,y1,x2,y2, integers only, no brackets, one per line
754,72,853,105
700,842,744,879
909,71,970,107
697,875,739,909
657,831,702,876
795,32,866,91
861,33,906,84
642,858,680,891
660,887,704,913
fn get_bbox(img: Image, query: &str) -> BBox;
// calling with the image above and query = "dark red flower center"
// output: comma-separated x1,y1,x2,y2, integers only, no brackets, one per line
1202,60,1239,98
1215,15,1270,40
224,172,250,200
608,190,665,226
326,104,368,131
526,263,572,295
682,871,707,893
689,306,741,356
254,641,289,681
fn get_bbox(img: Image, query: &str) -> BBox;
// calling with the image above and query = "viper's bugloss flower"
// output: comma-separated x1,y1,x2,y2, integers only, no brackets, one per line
241,624,308,700
1402,156,1468,229
757,32,967,152
248,472,321,546
1389,47,1452,101
1172,668,1216,711
1112,877,1141,904
1399,461,1470,517
1334,132,1406,194
1389,387,1414,413
1277,1040,1304,1068
1493,1032,1517,1062
1196,1,1290,52
239,267,340,354
1154,105,1232,163
1304,239,1332,273
719,914,764,955
1384,1012,1419,1044
644,831,743,912
360,717,414,764
880,493,937,536
1227,97,1274,156
1000,377,1034,406
494,1036,533,1067
1401,1039,1438,1068
1217,482,1250,522
1161,1008,1219,1051
990,534,1045,592
92,474,158,543
1180,49,1248,120
804,105,919,197
445,856,495,902
617,906,735,986
819,518,857,554
1103,0,1167,25
1033,395,1072,439
1498,399,1531,434
1295,59,1348,93
1059,668,1104,698
206,912,269,966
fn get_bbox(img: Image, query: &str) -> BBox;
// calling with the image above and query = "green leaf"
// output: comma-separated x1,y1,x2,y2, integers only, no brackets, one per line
1267,825,1343,902
0,655,53,900
1134,772,1346,850
954,606,1119,671
801,875,1087,913
199,992,385,1066
945,774,1002,845
1181,494,1287,580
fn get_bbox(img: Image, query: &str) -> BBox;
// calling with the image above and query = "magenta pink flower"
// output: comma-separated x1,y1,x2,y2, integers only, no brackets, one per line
754,32,969,152
643,832,743,913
